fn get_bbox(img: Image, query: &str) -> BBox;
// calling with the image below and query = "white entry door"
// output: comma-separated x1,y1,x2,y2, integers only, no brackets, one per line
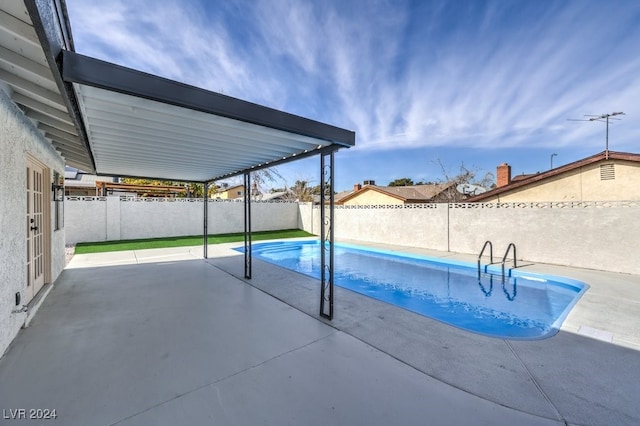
26,157,45,302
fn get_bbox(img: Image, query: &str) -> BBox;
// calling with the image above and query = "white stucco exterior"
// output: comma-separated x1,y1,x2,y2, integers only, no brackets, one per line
0,90,66,357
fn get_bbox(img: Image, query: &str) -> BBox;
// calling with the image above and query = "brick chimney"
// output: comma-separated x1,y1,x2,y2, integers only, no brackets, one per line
496,163,511,188
353,183,362,192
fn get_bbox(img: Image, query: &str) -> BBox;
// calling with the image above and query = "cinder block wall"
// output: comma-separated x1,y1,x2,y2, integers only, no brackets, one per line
66,198,640,275
333,204,449,250
65,198,300,244
448,203,639,274
298,202,640,275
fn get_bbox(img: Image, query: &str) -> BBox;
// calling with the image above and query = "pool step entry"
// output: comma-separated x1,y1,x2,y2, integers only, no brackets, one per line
501,243,517,278
477,241,518,279
477,240,493,278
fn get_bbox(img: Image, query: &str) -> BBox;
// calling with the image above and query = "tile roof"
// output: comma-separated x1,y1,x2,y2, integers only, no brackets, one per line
338,183,454,203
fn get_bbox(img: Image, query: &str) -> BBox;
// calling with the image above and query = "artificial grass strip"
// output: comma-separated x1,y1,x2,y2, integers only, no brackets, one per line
74,229,314,254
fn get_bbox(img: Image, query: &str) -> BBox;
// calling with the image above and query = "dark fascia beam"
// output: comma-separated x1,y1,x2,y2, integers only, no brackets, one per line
59,50,356,148
208,144,340,183
25,0,96,173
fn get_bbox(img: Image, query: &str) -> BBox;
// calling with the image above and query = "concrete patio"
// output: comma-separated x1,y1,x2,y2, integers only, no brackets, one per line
1,240,639,425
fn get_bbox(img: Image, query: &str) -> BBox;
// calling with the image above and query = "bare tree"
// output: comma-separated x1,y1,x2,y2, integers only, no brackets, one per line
433,159,494,202
251,167,284,193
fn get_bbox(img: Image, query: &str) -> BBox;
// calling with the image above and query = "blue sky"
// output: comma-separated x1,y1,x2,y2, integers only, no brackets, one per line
66,0,640,191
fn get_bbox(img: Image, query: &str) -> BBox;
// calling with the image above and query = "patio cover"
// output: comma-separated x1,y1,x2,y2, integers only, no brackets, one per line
59,51,355,183
56,48,352,319
4,0,350,320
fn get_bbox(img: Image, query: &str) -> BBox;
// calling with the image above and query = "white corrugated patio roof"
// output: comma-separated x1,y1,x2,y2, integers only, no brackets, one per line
1,1,354,182
59,51,355,183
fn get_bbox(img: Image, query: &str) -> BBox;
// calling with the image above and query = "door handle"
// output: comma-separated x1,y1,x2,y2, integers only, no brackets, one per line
30,226,38,231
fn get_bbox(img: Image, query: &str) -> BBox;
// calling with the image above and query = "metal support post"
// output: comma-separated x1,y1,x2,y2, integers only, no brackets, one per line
319,151,335,319
244,173,252,279
203,182,208,259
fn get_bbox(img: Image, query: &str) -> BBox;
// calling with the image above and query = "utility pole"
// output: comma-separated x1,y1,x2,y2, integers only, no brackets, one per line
568,112,625,159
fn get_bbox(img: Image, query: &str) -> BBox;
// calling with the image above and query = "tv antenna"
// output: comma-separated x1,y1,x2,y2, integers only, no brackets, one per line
568,112,625,159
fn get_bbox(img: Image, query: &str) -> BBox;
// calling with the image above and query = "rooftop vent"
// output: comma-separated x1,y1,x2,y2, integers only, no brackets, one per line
363,180,376,186
600,164,615,180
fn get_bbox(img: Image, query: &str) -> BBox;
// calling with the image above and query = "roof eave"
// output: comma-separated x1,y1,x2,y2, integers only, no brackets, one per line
25,0,96,173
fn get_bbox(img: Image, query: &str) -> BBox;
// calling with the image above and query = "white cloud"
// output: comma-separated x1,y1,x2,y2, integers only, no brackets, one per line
66,0,640,153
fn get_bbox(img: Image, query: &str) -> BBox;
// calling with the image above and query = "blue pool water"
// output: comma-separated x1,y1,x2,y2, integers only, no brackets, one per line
236,240,588,340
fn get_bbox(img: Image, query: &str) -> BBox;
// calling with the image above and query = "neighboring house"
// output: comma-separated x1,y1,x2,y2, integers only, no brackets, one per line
64,167,116,196
337,181,456,205
213,184,245,200
334,190,353,204
467,151,640,203
65,168,185,197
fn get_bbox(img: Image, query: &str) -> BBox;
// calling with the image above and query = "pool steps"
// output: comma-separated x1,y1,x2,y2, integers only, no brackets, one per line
478,241,518,279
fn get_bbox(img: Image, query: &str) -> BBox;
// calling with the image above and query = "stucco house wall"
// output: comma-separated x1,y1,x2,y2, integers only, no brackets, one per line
0,89,66,357
581,161,640,200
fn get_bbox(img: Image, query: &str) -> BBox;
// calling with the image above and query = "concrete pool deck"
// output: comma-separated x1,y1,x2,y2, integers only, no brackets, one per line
1,239,639,425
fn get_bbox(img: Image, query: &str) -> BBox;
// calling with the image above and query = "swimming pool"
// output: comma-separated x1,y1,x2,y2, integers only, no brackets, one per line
236,240,588,340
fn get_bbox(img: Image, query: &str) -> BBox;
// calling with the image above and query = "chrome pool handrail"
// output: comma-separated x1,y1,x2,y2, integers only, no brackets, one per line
477,240,493,277
501,243,517,278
